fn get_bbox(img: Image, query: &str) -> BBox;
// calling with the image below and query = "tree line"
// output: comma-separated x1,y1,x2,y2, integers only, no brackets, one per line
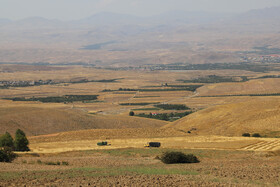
4,95,98,103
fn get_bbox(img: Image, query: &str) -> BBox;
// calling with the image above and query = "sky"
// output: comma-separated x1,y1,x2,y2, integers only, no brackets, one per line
1,0,280,20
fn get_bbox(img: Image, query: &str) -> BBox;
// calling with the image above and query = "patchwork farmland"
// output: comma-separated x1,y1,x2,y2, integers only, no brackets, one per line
1,65,280,186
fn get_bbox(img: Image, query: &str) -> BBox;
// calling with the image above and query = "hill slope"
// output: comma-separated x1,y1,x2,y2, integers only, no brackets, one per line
0,107,167,136
197,78,280,96
165,97,280,137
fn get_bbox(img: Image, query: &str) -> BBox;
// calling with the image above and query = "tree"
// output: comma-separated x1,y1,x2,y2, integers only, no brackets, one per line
160,113,168,121
14,129,30,152
129,111,135,116
0,132,14,149
0,147,17,162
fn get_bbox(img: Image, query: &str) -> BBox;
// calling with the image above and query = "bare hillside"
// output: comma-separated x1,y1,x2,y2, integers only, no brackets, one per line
0,107,167,136
165,97,280,137
197,78,280,96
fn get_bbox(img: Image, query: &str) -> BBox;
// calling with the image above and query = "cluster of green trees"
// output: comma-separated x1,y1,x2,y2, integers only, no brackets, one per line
0,129,29,162
178,75,248,84
120,102,159,106
0,129,29,151
118,88,137,91
4,95,98,103
136,111,192,121
154,104,190,110
103,85,202,93
71,79,119,84
255,75,280,79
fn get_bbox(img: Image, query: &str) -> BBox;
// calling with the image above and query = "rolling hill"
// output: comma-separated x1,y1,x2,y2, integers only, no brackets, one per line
0,106,167,136
197,78,280,96
165,97,280,137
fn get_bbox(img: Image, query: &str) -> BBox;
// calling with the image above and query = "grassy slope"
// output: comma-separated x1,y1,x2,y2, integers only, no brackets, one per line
0,106,167,136
165,97,280,137
197,78,280,96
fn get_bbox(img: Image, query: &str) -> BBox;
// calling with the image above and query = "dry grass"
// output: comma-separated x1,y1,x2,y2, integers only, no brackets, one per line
167,97,280,137
198,78,280,96
29,134,262,154
0,106,167,136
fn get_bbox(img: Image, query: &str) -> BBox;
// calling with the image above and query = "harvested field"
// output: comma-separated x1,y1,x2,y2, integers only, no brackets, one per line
29,135,261,154
198,78,280,96
27,128,276,154
167,97,280,137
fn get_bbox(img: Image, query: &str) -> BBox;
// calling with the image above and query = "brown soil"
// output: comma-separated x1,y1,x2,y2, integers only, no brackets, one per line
1,149,279,186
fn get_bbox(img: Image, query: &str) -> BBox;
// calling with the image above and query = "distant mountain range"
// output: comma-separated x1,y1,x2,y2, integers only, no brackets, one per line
0,6,280,66
0,6,280,28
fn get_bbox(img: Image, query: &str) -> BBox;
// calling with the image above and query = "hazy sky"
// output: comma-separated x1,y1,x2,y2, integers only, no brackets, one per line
1,0,280,20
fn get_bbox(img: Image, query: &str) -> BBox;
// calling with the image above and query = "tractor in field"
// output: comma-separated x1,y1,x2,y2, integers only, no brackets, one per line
97,141,110,146
144,142,161,148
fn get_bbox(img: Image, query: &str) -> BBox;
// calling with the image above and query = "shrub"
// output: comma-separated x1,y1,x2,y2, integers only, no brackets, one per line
129,111,135,116
0,132,14,149
242,133,251,137
14,129,30,152
160,151,200,164
62,161,69,166
45,161,61,165
22,160,27,164
0,147,17,162
37,159,42,164
252,133,261,137
45,161,57,165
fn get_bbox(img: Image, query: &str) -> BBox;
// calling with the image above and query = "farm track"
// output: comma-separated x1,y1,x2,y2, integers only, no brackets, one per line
241,140,280,151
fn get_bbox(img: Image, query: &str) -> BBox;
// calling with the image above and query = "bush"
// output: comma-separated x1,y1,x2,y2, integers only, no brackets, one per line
160,151,200,164
45,161,61,165
14,129,30,152
62,161,69,166
0,147,17,162
0,132,14,149
242,133,251,137
45,161,58,165
37,159,42,164
129,111,135,116
252,133,261,137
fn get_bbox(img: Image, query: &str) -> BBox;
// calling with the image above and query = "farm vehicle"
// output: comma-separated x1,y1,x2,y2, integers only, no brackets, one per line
144,142,161,147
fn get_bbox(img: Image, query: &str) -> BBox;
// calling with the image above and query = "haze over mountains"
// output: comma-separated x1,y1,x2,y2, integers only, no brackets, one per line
0,6,280,66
